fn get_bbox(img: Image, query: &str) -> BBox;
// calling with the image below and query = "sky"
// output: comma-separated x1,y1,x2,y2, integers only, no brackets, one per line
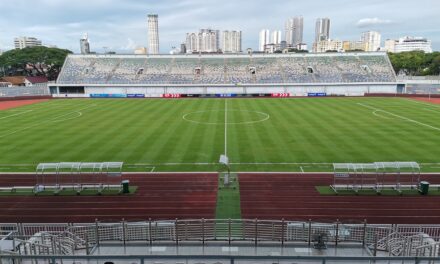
0,0,439,53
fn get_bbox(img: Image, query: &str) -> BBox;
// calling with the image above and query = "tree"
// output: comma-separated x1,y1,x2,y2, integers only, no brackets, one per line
0,46,72,81
388,51,440,76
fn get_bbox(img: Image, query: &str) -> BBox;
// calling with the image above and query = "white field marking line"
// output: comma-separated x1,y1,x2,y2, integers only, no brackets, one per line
372,110,391,119
404,98,440,109
300,166,304,173
127,163,198,166
2,109,33,112
358,103,440,132
230,162,333,165
182,109,270,125
224,99,227,156
50,111,82,123
127,162,333,166
5,171,440,175
0,110,33,120
424,108,440,114
0,104,97,138
126,165,156,172
0,164,34,166
7,161,440,167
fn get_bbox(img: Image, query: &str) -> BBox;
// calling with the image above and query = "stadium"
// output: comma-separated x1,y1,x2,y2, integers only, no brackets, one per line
1,52,440,263
50,52,399,97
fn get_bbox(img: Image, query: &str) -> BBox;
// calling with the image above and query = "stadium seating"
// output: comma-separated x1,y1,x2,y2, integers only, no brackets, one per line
57,53,396,85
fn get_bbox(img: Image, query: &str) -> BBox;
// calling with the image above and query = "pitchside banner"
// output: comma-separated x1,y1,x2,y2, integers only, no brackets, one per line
162,94,182,98
215,94,237,97
307,93,327,97
90,94,127,98
127,94,145,98
271,93,291,97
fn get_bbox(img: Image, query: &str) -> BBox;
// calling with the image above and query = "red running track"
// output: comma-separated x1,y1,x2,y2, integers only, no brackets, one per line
239,173,440,224
411,97,440,105
0,173,218,223
0,99,49,110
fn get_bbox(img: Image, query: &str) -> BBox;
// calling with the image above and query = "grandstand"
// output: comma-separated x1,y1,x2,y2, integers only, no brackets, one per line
51,52,398,97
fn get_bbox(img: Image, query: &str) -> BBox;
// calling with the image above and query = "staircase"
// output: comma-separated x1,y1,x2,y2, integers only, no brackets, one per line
372,232,434,256
22,231,83,255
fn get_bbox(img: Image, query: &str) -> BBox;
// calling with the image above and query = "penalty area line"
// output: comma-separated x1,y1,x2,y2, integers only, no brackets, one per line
358,103,440,132
0,110,33,120
0,104,96,138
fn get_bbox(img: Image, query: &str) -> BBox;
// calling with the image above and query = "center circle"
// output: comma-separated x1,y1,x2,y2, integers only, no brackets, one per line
183,110,270,125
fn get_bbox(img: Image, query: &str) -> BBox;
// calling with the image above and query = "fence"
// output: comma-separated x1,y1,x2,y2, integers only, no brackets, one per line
0,85,49,97
2,254,440,264
2,219,440,257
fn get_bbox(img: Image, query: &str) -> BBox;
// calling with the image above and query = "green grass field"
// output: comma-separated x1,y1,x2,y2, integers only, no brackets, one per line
1,97,440,172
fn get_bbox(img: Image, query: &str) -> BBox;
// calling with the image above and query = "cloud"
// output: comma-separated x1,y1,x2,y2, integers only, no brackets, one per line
0,0,438,52
356,18,393,28
121,38,139,51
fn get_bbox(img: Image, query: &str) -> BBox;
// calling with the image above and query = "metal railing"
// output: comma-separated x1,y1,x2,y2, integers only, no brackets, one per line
1,253,440,264
0,85,49,97
2,219,440,257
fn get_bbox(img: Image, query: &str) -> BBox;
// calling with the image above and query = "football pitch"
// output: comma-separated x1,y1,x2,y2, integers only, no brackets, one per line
1,97,440,172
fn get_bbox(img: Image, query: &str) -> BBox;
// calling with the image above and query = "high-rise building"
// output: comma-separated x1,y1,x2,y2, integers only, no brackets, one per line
222,31,242,53
14,37,42,49
315,18,330,42
315,39,342,53
147,14,159,54
180,43,187,54
342,40,367,51
385,36,432,53
259,29,270,52
185,33,199,53
80,34,90,54
185,29,220,53
271,30,282,45
285,16,303,46
200,29,220,53
280,41,287,50
361,31,381,52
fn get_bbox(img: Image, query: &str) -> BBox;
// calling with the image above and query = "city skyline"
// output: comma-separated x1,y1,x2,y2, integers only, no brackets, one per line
0,0,439,53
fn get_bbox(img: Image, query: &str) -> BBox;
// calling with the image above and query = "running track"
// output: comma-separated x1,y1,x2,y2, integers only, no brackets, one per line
3,173,440,224
0,173,218,223
239,173,440,224
0,99,49,110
